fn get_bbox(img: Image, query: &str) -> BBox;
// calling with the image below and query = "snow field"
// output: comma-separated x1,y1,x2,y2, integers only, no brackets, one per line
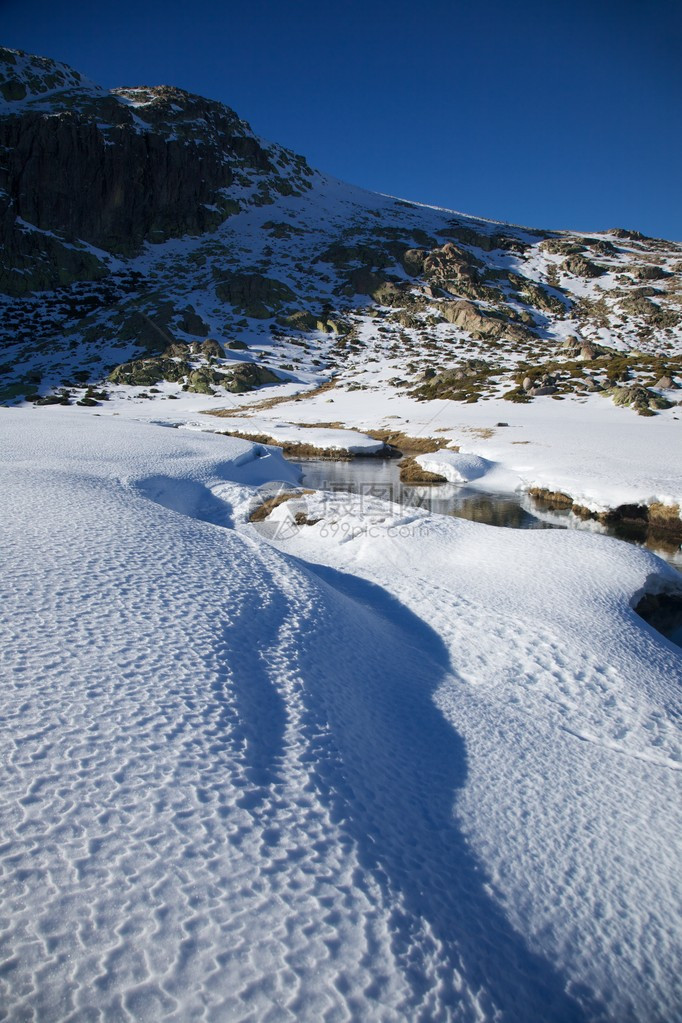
1,408,680,1021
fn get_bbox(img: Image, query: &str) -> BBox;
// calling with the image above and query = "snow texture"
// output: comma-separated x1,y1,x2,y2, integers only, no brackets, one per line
1,407,681,1022
414,449,490,483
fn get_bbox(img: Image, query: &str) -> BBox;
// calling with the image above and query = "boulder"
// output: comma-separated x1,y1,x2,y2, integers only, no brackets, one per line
109,357,189,386
440,300,530,344
346,268,403,305
278,309,318,332
215,273,296,318
178,307,209,336
634,265,668,281
186,366,223,394
402,248,427,276
562,254,605,279
225,362,280,393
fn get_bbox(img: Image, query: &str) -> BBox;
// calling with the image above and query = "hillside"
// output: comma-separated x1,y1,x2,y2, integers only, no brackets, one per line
2,46,682,1023
1,45,681,426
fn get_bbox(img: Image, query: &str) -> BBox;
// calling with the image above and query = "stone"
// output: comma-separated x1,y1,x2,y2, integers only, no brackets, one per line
402,248,427,276
224,362,280,393
198,339,225,358
178,307,209,336
440,300,531,344
108,357,189,386
562,255,605,279
186,366,223,394
279,310,318,332
215,273,296,318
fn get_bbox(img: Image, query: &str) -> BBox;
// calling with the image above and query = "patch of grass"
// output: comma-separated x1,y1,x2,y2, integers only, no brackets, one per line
528,488,574,509
366,430,447,454
217,429,357,460
398,457,447,484
249,490,314,522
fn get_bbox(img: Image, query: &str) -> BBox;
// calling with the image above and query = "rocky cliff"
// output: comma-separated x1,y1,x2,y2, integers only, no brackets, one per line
1,46,681,412
0,47,313,293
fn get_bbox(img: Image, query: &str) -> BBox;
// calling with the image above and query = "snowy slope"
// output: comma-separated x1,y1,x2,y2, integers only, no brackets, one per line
2,408,681,1021
1,46,681,527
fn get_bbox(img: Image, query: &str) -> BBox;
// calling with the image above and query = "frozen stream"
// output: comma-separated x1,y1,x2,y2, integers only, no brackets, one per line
298,456,682,569
298,456,682,647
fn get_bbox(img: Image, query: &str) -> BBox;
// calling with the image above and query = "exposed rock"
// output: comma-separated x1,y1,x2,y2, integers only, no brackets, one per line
610,384,673,415
562,254,605,279
402,248,427,276
118,307,177,354
0,47,314,295
0,106,239,258
215,272,296,318
587,239,618,256
507,273,566,315
345,268,404,305
186,366,223,394
278,309,318,332
540,238,586,256
633,265,669,281
608,228,647,241
436,224,527,253
178,307,209,336
195,339,225,358
109,357,189,386
619,293,680,328
320,241,402,269
0,218,109,296
440,300,530,344
225,362,280,393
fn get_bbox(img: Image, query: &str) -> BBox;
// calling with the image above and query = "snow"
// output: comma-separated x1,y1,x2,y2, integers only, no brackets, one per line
2,60,682,1016
180,416,386,454
2,406,681,1021
213,384,682,514
415,449,491,483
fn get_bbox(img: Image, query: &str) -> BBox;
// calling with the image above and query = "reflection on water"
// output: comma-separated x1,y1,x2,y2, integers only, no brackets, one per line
635,592,682,649
299,457,682,572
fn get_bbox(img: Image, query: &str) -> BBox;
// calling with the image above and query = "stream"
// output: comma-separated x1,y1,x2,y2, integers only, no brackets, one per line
298,456,682,648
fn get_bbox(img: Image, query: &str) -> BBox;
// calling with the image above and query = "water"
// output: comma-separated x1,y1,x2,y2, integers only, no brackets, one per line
298,457,682,572
298,456,682,649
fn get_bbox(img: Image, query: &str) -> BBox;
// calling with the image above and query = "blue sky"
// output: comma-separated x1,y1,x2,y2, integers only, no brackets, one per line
3,0,681,239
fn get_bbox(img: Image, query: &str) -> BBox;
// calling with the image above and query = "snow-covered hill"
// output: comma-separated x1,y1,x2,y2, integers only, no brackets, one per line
2,45,681,526
1,45,681,418
1,46,682,1021
2,408,681,1021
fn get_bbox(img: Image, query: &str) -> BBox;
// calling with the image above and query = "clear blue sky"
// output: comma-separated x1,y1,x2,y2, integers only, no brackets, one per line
3,0,681,239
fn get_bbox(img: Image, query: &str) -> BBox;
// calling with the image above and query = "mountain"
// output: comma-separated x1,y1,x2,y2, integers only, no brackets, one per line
1,45,681,416
2,48,682,1023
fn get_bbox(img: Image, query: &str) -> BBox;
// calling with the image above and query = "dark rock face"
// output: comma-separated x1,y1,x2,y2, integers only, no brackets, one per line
215,272,297,318
0,51,311,294
0,107,239,256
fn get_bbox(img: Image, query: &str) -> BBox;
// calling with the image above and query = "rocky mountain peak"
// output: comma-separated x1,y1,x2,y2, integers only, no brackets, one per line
0,48,680,415
0,45,101,108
